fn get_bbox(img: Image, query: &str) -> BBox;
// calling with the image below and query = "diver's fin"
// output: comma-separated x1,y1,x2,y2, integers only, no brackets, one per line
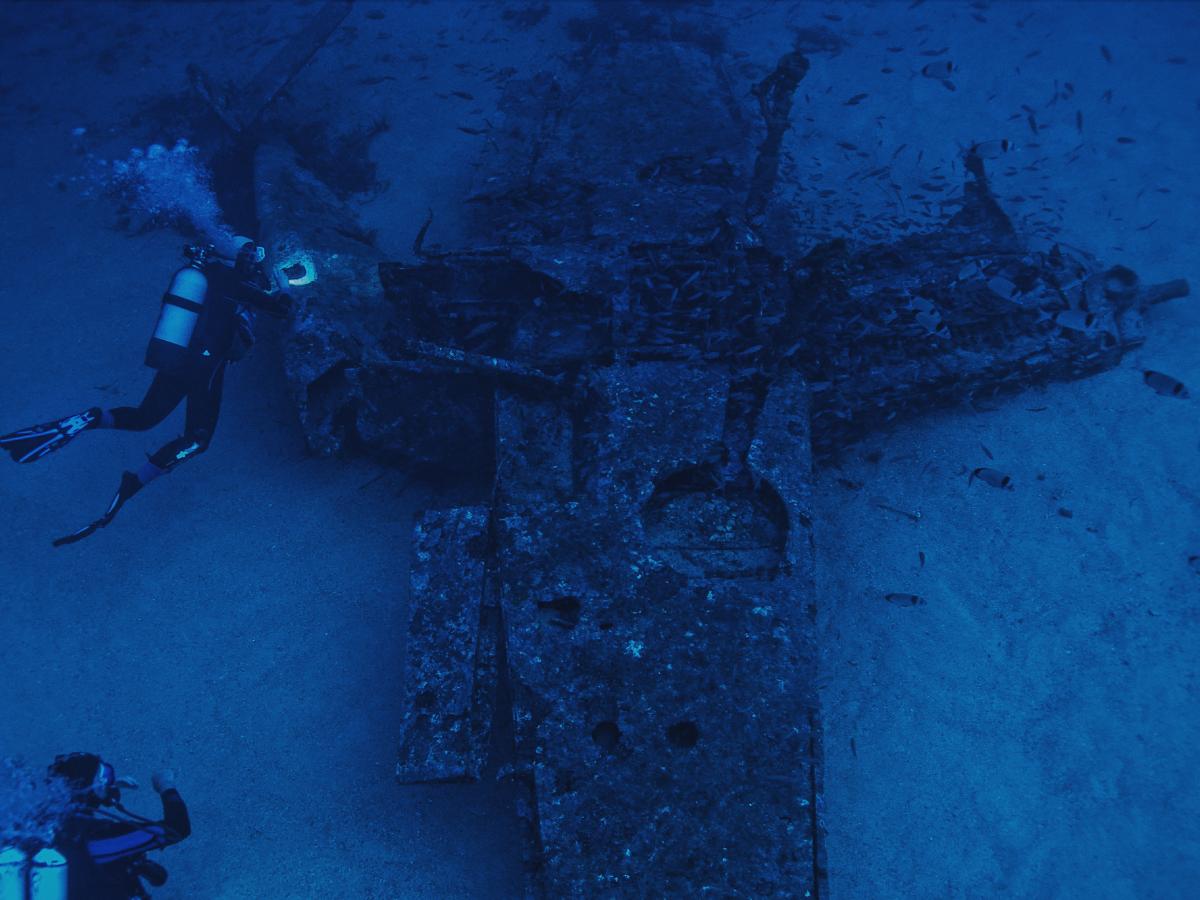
0,408,100,464
53,471,143,547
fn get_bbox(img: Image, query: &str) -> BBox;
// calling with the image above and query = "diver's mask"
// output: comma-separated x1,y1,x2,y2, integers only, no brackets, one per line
49,752,137,807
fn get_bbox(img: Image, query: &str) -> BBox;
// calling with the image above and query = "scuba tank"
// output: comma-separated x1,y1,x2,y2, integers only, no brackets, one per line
0,847,24,900
145,244,211,371
0,847,68,900
27,850,66,900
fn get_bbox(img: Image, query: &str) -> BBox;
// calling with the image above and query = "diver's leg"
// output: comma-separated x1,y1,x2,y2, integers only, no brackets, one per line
105,370,188,432
112,359,227,506
51,369,206,546
142,359,226,477
2,371,187,464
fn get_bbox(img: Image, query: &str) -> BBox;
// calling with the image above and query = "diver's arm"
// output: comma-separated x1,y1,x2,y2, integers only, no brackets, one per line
158,787,191,839
84,797,190,865
228,305,257,361
84,776,190,864
235,280,292,318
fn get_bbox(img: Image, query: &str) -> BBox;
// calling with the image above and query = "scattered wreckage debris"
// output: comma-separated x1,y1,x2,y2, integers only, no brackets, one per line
1143,369,1189,398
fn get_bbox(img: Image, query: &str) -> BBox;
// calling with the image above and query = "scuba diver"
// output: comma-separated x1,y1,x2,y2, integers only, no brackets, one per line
48,752,191,899
0,238,291,546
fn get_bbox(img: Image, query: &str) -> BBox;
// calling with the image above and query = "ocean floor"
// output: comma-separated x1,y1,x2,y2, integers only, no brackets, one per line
0,1,1197,897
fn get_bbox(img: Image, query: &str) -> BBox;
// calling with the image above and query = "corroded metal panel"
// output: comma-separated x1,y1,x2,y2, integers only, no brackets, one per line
494,365,823,897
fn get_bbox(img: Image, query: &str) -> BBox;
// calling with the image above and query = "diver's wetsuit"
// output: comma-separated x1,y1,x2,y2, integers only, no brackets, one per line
59,788,191,899
110,259,259,471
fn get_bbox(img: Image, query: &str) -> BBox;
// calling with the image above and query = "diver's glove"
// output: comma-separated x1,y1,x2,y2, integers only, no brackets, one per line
254,289,292,319
52,471,143,547
227,307,256,362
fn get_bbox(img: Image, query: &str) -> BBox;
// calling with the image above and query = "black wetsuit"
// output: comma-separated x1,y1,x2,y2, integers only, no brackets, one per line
59,789,191,899
109,260,262,472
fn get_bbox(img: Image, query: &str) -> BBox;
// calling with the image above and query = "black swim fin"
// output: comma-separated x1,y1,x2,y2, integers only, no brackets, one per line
53,471,144,548
0,408,100,464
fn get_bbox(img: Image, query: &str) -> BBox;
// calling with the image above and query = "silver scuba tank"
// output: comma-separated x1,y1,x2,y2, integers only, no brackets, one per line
27,849,67,900
0,847,68,900
0,847,24,900
145,244,210,371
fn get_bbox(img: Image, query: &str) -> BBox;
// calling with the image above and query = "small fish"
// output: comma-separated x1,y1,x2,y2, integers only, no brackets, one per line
971,138,1013,159
1058,507,1073,518
837,141,859,151
457,126,487,135
1027,113,1039,135
1101,45,1113,63
1075,110,1083,133
1135,219,1157,231
1143,370,1189,398
451,90,475,100
845,93,869,105
921,60,956,80
358,75,396,85
918,551,926,567
969,467,1013,489
881,67,896,74
874,501,921,522
1116,136,1136,144
1166,57,1188,64
836,477,864,490
1101,89,1113,103
980,443,993,460
884,592,924,606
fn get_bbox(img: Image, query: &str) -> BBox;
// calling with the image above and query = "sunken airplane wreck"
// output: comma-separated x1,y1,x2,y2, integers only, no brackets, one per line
184,4,1187,897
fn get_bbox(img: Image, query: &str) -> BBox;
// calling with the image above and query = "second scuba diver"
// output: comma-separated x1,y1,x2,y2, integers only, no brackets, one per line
48,752,191,899
0,238,290,545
